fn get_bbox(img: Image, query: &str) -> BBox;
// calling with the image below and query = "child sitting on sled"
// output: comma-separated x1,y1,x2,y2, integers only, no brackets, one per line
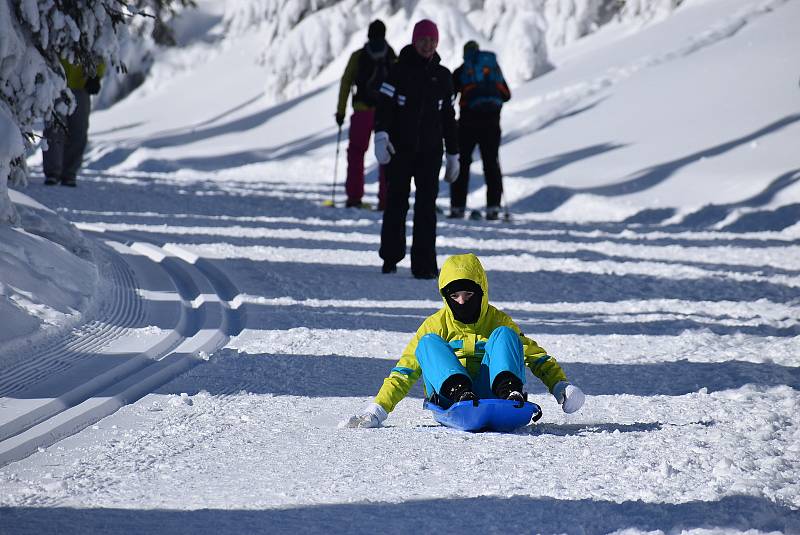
344,253,585,428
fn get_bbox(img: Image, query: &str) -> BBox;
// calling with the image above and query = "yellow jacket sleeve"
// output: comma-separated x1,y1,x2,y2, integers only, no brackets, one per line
337,51,360,117
373,328,425,413
521,334,567,393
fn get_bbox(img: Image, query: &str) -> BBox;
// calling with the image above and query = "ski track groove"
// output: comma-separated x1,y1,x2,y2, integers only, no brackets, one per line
0,230,245,467
0,243,144,397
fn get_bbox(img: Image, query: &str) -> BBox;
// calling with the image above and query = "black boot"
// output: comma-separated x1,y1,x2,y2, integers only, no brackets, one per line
440,374,477,404
493,371,525,402
505,391,526,405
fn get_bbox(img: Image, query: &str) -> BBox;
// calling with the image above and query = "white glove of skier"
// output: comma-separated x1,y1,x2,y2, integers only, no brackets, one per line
443,153,460,183
553,381,585,414
374,131,395,165
341,402,388,429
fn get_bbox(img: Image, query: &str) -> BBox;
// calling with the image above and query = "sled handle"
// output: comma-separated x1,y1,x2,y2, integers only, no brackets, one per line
531,408,543,423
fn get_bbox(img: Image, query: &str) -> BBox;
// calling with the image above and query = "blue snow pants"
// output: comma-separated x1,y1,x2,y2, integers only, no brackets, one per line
415,326,526,403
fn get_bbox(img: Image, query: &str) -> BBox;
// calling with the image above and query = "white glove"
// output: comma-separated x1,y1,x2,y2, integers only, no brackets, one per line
553,381,585,414
443,153,460,183
374,131,395,165
341,402,388,428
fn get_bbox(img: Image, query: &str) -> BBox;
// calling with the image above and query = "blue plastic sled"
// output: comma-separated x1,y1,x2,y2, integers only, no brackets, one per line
423,398,542,432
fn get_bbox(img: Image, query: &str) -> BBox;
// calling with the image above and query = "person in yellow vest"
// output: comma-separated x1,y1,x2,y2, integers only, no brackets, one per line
344,253,585,428
335,20,396,210
43,58,105,187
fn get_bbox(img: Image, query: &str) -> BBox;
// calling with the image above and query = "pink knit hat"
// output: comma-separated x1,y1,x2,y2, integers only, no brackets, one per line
412,19,439,43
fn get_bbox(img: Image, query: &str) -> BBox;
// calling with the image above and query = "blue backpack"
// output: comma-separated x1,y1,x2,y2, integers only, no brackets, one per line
459,50,507,111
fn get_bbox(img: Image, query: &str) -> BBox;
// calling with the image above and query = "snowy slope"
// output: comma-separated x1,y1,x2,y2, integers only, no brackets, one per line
1,0,799,533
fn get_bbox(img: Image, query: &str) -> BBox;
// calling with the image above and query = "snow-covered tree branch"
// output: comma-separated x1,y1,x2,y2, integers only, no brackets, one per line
0,0,193,225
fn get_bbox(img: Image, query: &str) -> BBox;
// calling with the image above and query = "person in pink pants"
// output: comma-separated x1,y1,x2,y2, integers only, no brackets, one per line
336,20,396,210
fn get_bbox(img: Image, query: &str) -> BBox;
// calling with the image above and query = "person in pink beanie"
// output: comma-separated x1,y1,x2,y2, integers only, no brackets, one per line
373,19,460,279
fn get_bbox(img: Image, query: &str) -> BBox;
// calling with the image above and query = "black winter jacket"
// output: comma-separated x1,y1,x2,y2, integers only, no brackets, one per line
375,45,458,155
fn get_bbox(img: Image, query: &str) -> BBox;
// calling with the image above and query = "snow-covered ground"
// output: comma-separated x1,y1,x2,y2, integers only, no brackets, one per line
2,0,799,533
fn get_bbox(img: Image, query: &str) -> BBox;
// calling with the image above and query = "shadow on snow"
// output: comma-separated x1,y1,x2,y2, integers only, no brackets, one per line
1,495,797,535
511,114,800,228
155,350,800,399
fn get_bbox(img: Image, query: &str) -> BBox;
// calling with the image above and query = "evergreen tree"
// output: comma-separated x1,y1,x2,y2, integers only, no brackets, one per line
0,0,193,224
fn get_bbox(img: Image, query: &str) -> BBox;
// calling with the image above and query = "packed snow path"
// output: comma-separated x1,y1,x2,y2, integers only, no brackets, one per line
2,0,800,531
1,170,798,534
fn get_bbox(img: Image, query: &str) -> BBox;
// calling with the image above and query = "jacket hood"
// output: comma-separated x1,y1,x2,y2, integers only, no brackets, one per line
438,254,489,323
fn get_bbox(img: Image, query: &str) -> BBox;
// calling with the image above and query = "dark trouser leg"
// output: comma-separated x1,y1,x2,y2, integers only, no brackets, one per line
410,152,441,276
379,153,413,266
478,120,503,208
42,122,66,180
62,89,91,181
377,164,387,210
450,122,477,209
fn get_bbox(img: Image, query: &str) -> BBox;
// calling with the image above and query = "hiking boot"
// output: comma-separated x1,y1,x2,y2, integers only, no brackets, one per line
447,207,465,219
381,261,397,274
61,176,77,187
44,176,60,186
413,269,438,280
346,198,373,209
486,206,501,221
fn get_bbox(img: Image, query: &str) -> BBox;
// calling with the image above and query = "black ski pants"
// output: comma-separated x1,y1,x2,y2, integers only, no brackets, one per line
43,88,91,181
379,149,441,276
450,118,502,209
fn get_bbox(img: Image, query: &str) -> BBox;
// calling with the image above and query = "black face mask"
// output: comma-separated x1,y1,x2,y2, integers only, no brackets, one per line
442,279,483,324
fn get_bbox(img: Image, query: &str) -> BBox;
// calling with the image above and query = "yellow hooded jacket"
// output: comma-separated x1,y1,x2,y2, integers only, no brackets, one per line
374,253,567,413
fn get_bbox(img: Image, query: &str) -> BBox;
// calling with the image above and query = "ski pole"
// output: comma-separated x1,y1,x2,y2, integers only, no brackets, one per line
326,125,342,207
501,186,511,221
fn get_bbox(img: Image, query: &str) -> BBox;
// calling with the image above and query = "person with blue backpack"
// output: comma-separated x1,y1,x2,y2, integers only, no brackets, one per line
449,41,511,221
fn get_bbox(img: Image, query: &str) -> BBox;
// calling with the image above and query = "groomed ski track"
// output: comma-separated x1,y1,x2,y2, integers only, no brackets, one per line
0,229,245,467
